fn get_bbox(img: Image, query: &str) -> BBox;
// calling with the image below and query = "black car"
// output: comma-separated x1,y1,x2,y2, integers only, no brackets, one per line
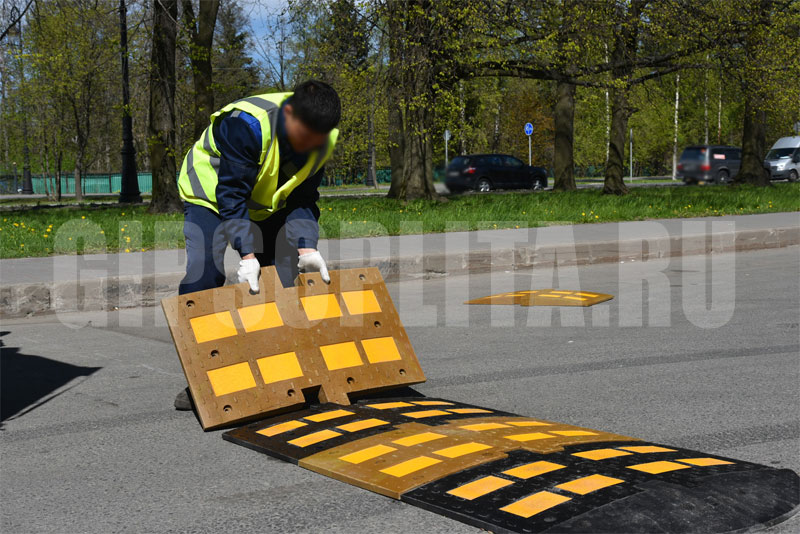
676,145,741,184
445,154,548,192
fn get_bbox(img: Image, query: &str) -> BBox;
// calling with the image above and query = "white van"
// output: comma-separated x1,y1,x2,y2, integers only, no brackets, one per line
764,136,800,182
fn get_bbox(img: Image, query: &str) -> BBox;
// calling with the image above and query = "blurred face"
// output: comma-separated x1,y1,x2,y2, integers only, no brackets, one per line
283,104,328,154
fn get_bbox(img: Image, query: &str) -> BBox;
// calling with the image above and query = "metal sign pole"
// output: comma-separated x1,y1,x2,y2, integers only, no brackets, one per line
629,127,634,183
524,122,533,165
444,129,451,168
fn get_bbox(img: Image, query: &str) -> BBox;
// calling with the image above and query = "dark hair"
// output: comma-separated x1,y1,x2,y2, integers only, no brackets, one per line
289,80,341,133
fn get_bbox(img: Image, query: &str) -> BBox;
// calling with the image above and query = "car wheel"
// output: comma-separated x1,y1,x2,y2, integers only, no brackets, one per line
531,176,546,190
476,178,492,192
789,170,799,182
717,170,729,184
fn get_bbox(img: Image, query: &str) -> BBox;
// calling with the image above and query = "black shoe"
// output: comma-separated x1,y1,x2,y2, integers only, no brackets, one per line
174,388,193,411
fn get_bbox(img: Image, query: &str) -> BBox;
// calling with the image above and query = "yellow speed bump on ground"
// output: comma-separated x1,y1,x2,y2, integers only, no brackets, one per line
465,289,613,307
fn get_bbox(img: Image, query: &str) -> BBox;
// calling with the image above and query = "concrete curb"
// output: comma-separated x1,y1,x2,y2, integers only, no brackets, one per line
1,224,797,318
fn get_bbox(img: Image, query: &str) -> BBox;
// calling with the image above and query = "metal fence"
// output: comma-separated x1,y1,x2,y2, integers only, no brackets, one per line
0,173,155,195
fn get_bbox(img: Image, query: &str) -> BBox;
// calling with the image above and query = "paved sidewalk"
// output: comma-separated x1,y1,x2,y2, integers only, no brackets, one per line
1,212,797,317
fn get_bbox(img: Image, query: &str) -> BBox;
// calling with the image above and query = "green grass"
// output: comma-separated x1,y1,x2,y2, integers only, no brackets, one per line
1,183,797,259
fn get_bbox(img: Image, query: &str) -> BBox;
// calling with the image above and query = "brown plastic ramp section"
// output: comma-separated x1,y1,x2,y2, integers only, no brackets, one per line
161,267,425,430
466,289,613,307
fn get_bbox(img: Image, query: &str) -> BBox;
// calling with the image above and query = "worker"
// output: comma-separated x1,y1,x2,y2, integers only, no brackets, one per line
173,80,341,410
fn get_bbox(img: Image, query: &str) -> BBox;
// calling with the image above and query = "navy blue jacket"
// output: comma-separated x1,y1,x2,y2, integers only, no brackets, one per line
213,101,322,255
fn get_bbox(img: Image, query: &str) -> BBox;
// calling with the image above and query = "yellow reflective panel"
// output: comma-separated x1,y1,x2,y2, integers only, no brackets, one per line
337,418,389,432
447,476,514,500
433,442,493,459
206,362,256,396
506,421,550,427
320,341,363,371
340,444,396,464
500,491,570,518
288,429,341,447
412,401,455,406
367,401,414,409
557,474,624,495
305,409,354,423
380,456,442,477
627,461,691,474
190,311,238,343
256,352,303,384
551,430,597,436
301,293,342,321
460,423,511,431
392,432,447,447
677,457,734,466
573,449,633,461
361,336,402,364
257,420,306,437
505,433,554,442
620,445,676,454
503,461,565,480
402,410,451,419
448,408,492,414
237,302,283,332
341,290,382,315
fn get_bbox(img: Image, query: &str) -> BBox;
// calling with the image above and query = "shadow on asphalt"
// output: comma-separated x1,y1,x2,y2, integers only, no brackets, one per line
0,331,101,427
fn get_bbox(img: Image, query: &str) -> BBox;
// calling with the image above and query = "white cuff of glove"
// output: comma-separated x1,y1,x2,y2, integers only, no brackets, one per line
237,257,261,292
297,250,330,283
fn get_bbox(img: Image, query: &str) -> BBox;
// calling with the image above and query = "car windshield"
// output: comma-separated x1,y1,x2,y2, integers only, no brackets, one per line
680,147,707,161
765,148,795,159
449,156,470,168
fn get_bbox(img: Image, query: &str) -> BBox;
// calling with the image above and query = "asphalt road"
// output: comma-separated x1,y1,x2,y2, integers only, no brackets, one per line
1,247,798,533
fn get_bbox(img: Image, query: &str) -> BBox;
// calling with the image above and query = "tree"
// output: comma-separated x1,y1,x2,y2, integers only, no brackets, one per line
212,0,260,106
181,0,220,141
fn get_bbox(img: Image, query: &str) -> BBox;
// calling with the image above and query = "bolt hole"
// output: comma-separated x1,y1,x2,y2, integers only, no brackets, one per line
223,405,232,412
287,389,295,397
186,300,195,308
359,274,366,280
374,320,381,327
399,369,406,376
307,279,315,286
210,350,219,358
347,377,355,385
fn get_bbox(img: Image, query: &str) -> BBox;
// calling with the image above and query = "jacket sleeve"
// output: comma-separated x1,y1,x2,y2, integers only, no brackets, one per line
212,111,262,256
282,166,324,250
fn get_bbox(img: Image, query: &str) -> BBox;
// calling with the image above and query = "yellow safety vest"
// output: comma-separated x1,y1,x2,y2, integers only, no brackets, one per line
177,92,338,221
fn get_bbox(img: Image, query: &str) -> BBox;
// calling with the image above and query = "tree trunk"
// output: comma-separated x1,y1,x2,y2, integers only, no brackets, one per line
603,85,630,195
56,150,62,202
734,90,770,186
74,164,82,201
386,6,404,199
398,105,437,200
148,0,181,213
553,81,576,191
182,0,220,140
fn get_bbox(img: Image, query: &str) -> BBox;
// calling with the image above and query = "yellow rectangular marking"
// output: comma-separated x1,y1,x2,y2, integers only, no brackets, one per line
539,294,561,298
237,302,283,332
341,290,382,315
557,474,624,495
367,401,414,409
503,461,565,479
402,410,451,419
287,429,341,448
677,458,734,466
563,296,588,301
505,432,554,442
507,421,550,427
337,418,389,432
300,293,342,321
552,430,597,436
620,445,676,454
627,461,691,474
447,476,514,500
575,292,599,297
433,442,493,458
319,341,363,371
448,408,492,414
573,449,633,461
500,491,570,518
460,422,511,431
190,311,238,344
257,420,306,437
392,432,446,447
380,456,442,477
305,409,354,423
256,352,303,384
361,336,402,364
339,444,396,464
412,400,455,406
206,362,256,396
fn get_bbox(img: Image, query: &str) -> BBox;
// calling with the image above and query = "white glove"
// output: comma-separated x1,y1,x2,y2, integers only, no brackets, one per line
237,257,260,293
297,250,330,283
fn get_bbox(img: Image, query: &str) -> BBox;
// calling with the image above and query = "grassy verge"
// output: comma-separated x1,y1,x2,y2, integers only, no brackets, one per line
1,183,797,259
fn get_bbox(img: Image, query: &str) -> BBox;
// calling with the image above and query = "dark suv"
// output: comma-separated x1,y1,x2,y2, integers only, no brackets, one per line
445,154,548,192
677,145,741,184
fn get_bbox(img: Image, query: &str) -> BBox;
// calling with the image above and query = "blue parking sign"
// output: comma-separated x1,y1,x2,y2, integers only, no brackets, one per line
524,122,533,136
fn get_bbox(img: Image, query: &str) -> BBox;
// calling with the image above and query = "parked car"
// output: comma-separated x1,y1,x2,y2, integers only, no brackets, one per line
676,145,741,184
445,154,548,192
764,136,800,182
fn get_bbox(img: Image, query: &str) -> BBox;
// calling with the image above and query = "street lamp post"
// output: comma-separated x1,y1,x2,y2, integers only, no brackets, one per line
118,0,141,203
